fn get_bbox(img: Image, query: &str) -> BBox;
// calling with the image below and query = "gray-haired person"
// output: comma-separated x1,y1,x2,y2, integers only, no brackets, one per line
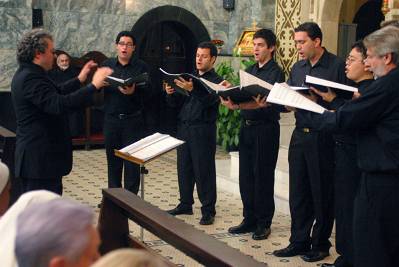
11,29,112,195
15,198,100,267
302,26,399,267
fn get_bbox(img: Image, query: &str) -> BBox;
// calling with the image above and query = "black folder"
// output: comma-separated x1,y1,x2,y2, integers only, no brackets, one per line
106,72,149,88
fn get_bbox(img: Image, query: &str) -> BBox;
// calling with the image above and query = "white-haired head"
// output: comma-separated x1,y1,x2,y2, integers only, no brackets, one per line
15,198,97,267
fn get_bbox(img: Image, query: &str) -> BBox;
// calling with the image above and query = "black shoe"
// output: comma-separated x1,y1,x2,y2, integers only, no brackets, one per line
167,205,193,216
199,214,215,225
273,243,310,257
228,220,256,234
321,264,335,267
300,250,329,262
252,227,271,240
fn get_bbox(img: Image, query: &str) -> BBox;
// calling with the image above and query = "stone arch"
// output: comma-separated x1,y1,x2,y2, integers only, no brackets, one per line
131,5,210,46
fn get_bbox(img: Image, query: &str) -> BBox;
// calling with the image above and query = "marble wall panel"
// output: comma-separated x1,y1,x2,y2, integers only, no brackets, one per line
0,0,31,8
0,7,31,91
77,12,125,56
34,0,124,14
0,49,17,91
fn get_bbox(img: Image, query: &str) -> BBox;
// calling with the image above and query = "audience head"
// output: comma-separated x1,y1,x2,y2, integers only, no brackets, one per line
92,249,167,267
56,53,70,71
252,28,277,65
15,198,100,267
17,28,55,71
0,161,10,216
294,22,323,61
345,40,373,83
0,190,60,267
196,41,217,74
364,26,399,78
115,31,136,63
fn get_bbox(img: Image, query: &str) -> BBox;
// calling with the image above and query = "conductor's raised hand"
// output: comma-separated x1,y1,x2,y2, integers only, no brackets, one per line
119,84,136,95
310,87,336,102
174,77,193,92
91,67,113,90
78,60,98,83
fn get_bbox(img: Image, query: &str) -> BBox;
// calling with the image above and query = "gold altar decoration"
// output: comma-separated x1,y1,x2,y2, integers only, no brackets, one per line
234,20,260,56
382,0,390,16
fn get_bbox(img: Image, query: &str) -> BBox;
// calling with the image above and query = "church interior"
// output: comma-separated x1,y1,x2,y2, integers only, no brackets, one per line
1,0,398,266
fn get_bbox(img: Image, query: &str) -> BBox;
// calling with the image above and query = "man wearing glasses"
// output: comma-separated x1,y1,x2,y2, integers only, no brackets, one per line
301,41,374,267
101,31,150,195
304,26,399,267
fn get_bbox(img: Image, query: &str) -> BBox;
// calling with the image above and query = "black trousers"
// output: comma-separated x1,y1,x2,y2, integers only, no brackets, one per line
104,114,144,194
21,177,63,195
354,173,399,267
288,129,334,251
239,121,279,228
334,143,361,267
176,123,217,216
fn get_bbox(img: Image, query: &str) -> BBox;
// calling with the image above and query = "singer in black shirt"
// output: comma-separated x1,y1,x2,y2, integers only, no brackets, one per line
101,31,150,195
221,29,285,240
273,22,347,262
165,42,223,226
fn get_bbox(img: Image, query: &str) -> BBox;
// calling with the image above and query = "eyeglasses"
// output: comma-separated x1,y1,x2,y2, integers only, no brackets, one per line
118,42,134,48
345,56,363,64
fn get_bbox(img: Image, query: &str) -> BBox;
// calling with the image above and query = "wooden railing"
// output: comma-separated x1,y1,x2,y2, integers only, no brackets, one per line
98,188,267,267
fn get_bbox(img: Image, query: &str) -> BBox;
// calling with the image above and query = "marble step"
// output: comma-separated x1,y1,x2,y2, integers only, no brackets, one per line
216,146,290,215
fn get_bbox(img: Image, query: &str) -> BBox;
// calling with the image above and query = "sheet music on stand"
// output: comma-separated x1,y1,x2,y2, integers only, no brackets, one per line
115,132,184,165
114,132,184,241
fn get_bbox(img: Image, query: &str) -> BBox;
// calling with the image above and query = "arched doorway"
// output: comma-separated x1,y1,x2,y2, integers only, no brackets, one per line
131,6,210,135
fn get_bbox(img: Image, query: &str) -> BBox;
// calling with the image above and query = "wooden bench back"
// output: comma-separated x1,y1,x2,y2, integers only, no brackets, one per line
98,188,267,267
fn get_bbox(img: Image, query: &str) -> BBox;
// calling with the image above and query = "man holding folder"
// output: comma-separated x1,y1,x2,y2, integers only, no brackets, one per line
165,42,223,225
273,22,347,262
221,28,285,240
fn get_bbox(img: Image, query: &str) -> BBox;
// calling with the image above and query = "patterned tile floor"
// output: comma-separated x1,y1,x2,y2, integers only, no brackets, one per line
63,147,337,267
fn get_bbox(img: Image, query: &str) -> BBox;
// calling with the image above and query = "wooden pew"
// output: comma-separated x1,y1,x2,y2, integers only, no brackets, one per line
0,126,20,205
98,188,267,267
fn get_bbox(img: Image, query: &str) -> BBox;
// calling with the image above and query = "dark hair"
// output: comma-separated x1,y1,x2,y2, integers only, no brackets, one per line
197,41,218,58
351,40,367,59
17,29,53,63
115,31,136,45
294,22,323,44
253,28,277,48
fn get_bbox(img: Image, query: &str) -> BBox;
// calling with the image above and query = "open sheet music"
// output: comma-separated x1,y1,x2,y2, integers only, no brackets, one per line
266,83,326,114
199,71,272,103
306,75,358,93
160,68,212,96
117,132,184,163
199,78,251,103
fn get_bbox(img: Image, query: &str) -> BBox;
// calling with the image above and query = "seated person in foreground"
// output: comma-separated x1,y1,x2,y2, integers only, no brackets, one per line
14,198,100,267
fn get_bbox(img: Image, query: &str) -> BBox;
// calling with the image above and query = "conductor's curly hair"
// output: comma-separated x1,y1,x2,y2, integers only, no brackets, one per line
17,28,52,63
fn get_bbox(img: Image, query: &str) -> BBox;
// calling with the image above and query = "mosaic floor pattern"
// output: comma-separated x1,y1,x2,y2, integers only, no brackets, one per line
63,148,337,267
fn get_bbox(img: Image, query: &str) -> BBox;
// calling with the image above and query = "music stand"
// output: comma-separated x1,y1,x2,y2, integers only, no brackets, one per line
114,134,184,240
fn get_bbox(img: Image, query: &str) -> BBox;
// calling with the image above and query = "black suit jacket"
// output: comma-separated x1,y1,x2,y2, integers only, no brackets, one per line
11,62,96,179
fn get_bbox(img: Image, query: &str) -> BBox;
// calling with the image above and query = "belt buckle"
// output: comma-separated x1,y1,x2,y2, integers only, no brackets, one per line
245,120,251,126
303,127,310,133
118,114,126,119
